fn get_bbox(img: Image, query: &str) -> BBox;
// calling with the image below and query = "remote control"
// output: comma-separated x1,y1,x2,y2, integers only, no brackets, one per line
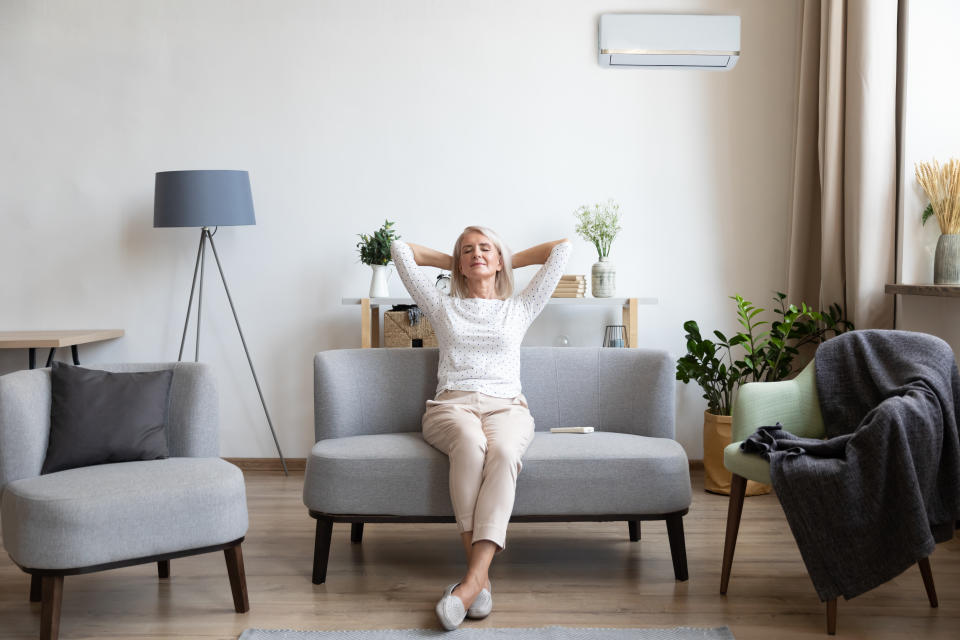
549,426,595,434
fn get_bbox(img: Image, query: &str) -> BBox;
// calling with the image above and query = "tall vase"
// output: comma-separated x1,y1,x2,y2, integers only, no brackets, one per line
934,234,960,284
369,264,392,298
591,257,616,298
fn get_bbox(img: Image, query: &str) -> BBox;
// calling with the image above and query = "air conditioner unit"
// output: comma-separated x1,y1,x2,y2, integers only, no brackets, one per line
598,14,740,70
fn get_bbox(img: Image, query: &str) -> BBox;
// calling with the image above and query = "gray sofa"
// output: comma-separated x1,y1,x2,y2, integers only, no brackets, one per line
303,347,691,584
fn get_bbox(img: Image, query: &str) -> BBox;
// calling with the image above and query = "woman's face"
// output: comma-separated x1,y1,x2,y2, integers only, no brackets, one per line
459,231,502,283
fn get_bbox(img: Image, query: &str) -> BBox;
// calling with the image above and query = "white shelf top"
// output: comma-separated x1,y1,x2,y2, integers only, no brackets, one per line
341,296,658,306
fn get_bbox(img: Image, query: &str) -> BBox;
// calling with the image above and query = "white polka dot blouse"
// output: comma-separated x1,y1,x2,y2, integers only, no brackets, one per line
391,239,572,398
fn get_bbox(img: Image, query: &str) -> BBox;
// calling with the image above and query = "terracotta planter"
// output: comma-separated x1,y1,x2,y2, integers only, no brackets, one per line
702,411,771,496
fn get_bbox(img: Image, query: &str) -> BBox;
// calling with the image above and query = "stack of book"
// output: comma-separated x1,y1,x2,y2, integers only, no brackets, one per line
552,275,587,298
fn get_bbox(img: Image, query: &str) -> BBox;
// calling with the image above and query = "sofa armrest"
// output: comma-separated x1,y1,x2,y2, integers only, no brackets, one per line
731,360,824,443
0,369,52,490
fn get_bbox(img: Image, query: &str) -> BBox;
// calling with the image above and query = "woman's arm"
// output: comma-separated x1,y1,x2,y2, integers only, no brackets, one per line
406,242,454,270
390,240,443,313
512,239,569,269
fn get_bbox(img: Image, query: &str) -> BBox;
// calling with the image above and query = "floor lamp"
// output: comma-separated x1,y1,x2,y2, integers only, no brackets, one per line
154,170,288,475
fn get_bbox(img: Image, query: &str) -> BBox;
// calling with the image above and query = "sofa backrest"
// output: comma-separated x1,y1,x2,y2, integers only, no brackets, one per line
0,362,219,492
313,347,675,441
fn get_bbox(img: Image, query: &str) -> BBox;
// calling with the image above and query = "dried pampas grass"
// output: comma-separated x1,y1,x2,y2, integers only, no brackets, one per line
916,158,960,234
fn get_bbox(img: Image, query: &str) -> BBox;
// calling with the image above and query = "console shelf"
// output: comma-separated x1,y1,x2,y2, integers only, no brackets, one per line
341,297,658,348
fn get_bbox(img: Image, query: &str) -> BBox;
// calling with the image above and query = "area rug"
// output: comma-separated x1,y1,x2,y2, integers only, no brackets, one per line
239,627,734,639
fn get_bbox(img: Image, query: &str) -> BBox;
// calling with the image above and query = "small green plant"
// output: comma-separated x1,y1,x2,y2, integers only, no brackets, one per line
676,292,853,415
356,220,399,266
574,199,622,259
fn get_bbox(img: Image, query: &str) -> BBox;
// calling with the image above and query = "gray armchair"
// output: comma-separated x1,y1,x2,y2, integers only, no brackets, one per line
0,363,249,640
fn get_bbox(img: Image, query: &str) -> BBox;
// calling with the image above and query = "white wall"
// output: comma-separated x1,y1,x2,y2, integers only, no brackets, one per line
0,0,802,459
896,0,960,341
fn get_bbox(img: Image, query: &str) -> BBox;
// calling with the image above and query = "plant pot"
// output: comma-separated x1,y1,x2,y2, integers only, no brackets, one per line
591,257,616,298
369,264,392,298
702,411,771,496
934,233,960,284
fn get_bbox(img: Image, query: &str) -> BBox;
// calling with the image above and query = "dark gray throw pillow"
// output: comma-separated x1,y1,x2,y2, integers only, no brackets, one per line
42,362,174,474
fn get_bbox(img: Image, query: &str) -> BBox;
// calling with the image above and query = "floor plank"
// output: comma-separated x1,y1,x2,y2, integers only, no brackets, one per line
1,469,958,639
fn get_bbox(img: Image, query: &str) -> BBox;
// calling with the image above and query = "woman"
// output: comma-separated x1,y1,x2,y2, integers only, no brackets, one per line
390,226,571,630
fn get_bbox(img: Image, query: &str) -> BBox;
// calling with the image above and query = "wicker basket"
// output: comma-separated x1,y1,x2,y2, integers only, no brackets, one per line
383,310,437,348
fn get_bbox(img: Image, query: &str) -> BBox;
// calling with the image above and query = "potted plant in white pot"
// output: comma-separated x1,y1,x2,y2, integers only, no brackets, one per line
574,199,622,297
356,220,400,298
917,158,960,283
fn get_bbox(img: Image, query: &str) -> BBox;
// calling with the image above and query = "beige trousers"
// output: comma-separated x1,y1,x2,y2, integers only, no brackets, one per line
421,390,535,549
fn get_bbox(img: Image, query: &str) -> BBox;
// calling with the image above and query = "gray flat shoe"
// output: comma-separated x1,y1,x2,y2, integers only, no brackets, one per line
466,586,492,619
435,583,466,631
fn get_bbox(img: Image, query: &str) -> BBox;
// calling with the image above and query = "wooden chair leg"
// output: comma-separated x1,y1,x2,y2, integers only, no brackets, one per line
224,544,250,613
350,522,364,544
30,574,42,602
918,556,938,608
720,473,748,594
826,597,837,635
158,560,170,579
312,517,334,585
40,575,64,640
628,520,640,541
665,513,689,581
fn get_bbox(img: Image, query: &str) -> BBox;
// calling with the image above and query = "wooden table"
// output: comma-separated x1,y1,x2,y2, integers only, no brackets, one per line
341,298,657,348
0,330,125,369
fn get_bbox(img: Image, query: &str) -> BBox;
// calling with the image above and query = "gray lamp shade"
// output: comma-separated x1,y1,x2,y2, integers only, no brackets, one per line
154,170,256,228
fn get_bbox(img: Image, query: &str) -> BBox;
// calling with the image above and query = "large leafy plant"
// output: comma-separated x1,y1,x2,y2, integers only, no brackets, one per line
675,292,853,415
356,220,400,266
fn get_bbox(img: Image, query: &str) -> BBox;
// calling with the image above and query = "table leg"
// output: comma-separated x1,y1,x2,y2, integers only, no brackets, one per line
360,299,381,348
623,298,638,348
29,348,36,369
71,345,79,365
361,298,372,348
45,348,56,368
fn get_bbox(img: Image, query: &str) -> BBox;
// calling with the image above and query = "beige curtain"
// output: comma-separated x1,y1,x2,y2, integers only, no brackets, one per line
786,0,899,329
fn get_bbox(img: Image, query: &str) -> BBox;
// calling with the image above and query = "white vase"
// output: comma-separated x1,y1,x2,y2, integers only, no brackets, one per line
591,257,616,298
369,265,392,298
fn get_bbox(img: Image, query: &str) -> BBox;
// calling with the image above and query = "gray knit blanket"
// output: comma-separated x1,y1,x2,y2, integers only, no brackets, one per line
742,330,960,601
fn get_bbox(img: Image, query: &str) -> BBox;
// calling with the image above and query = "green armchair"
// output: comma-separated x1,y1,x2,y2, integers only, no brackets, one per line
718,360,938,635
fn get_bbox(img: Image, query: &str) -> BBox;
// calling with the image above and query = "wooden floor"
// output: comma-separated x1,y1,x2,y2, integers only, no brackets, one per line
1,469,958,639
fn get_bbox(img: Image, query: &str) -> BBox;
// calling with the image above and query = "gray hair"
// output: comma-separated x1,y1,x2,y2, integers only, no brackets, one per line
450,226,514,299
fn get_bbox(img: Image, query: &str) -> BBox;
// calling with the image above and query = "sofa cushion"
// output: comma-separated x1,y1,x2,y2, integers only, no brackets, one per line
43,362,173,474
1,457,248,570
303,432,691,517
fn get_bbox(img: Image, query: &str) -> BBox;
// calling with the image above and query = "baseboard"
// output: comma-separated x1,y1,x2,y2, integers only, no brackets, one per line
225,458,307,472
225,457,704,473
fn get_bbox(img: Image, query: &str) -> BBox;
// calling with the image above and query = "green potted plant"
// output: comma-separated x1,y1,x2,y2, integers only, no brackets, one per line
676,292,852,494
356,220,400,298
573,199,622,297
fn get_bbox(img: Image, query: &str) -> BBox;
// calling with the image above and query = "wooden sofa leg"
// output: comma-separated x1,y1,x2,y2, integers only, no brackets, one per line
351,523,364,544
158,560,170,579
826,597,837,635
40,575,64,640
628,520,640,541
665,513,689,581
224,544,250,613
30,574,42,602
918,556,938,607
720,473,748,594
313,517,334,585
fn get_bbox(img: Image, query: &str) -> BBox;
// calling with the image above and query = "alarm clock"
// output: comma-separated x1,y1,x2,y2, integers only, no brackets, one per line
436,272,451,295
